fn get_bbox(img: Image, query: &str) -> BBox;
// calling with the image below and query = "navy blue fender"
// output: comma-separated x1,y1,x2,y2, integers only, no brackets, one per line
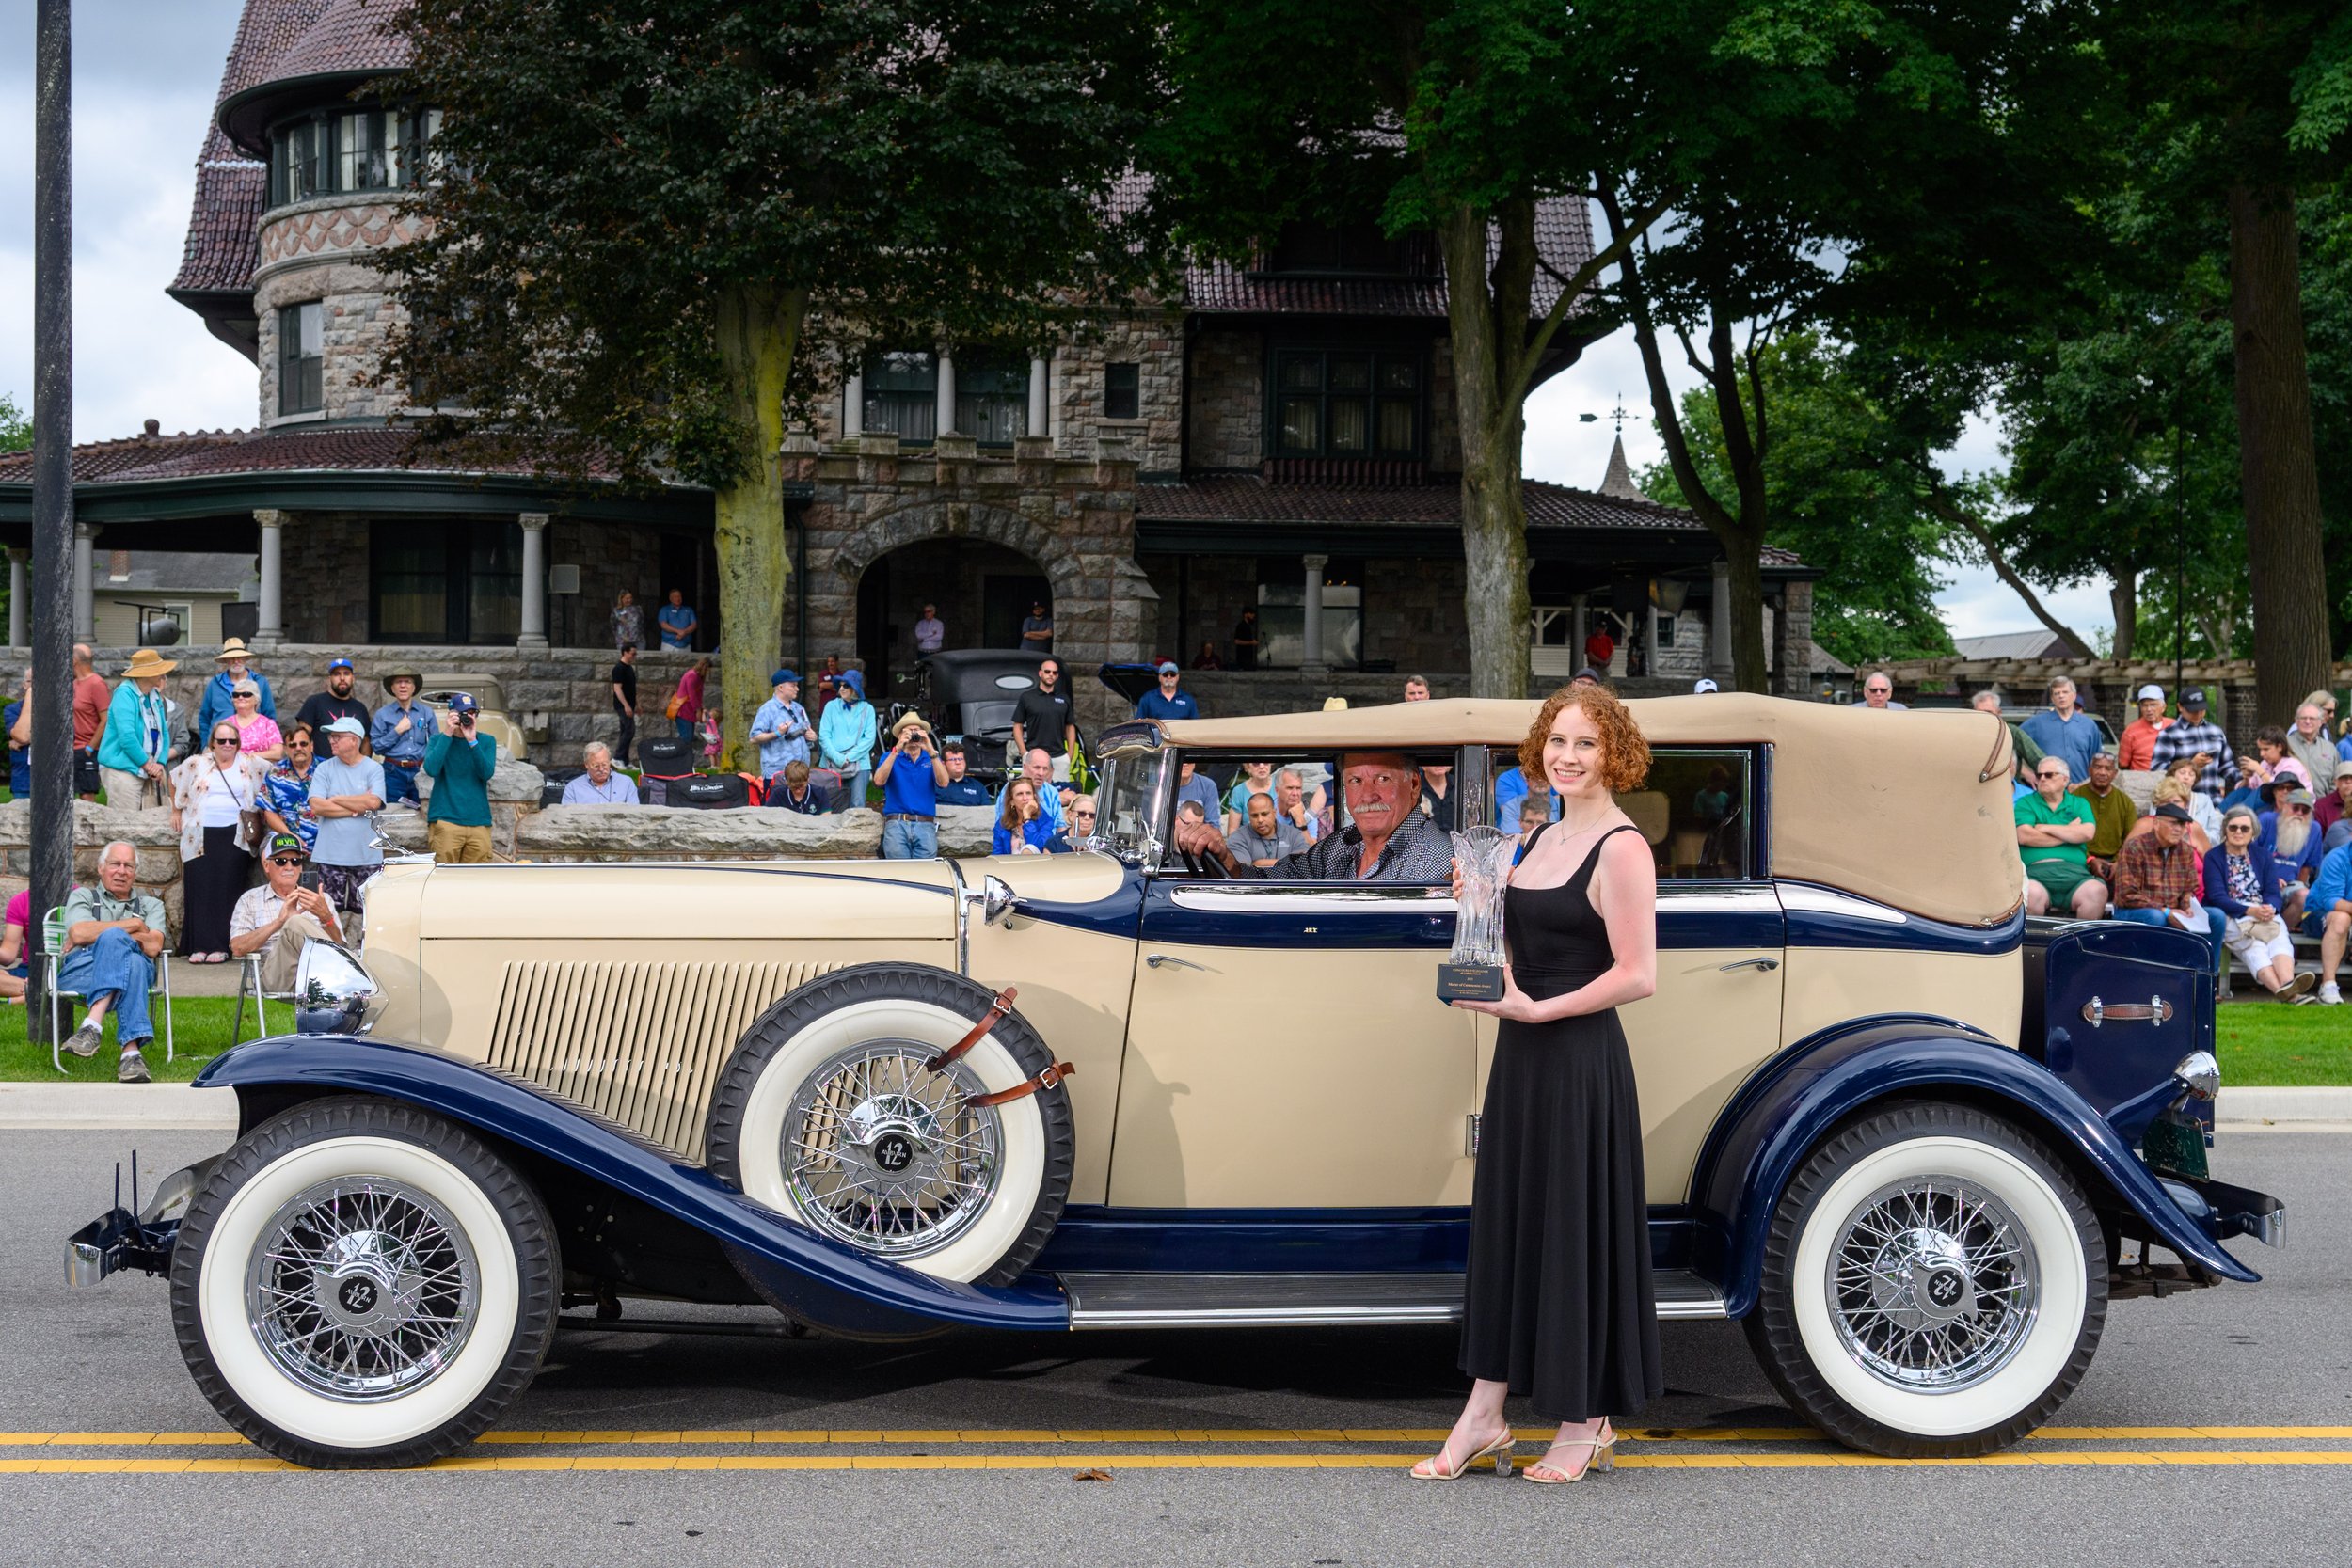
194,1036,1071,1339
1691,1016,2260,1318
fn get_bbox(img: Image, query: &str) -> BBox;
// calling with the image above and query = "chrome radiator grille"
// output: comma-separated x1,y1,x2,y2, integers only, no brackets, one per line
485,960,835,1162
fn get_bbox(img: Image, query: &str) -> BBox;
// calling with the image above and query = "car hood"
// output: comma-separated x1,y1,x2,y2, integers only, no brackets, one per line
415,859,960,941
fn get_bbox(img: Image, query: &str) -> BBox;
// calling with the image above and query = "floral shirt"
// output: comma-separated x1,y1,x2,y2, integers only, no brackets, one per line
263,759,320,851
167,753,270,860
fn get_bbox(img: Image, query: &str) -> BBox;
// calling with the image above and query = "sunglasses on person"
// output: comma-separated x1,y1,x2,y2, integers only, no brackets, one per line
1073,807,1098,819
211,734,240,748
2225,821,2255,834
269,855,306,868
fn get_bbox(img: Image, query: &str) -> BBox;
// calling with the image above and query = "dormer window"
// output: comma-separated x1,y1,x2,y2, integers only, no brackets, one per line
1263,220,1438,278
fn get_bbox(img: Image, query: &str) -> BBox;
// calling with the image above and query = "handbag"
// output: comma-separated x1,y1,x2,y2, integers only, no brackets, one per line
2246,916,2284,944
665,691,684,720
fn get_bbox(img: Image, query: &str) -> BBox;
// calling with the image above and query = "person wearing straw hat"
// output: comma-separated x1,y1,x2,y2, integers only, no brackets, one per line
96,647,178,810
369,666,430,806
873,711,947,860
196,636,277,741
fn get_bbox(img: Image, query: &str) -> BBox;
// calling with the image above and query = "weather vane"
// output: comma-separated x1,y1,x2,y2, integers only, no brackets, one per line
1577,394,1630,434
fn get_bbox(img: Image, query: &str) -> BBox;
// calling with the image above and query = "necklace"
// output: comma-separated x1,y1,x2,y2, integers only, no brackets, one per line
1549,804,1618,837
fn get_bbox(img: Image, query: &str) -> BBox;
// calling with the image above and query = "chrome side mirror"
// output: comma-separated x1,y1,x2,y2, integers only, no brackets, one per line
294,940,382,1037
981,874,1020,927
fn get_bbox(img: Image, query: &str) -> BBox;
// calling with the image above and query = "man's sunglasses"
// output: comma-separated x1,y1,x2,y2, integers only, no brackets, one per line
269,856,306,868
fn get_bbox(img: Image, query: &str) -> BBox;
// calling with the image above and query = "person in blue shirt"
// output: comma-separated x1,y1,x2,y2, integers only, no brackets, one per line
817,669,876,811
993,777,1057,854
2260,787,2325,924
935,739,993,806
995,748,1069,832
4,668,29,800
196,639,277,740
749,669,816,782
1172,758,1221,821
1133,661,1200,721
2300,839,2352,1005
369,669,431,806
1493,765,1562,827
657,589,698,649
874,713,947,859
2019,676,2103,789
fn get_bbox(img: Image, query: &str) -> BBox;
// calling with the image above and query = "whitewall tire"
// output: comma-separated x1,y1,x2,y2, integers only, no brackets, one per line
707,964,1074,1288
168,1098,557,1468
1745,1102,2106,1456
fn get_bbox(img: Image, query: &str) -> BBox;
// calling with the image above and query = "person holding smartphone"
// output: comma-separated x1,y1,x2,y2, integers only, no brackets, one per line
423,692,499,863
873,712,948,860
230,832,346,993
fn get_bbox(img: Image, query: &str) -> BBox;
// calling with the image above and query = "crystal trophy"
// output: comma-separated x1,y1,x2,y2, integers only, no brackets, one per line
1437,826,1515,1003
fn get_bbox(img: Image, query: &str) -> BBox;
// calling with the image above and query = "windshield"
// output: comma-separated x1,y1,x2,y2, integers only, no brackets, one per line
1093,749,1168,865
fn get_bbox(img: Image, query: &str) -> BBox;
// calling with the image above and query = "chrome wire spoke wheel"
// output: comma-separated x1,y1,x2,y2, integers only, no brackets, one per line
243,1177,480,1403
1827,1176,2040,1393
781,1039,1004,1259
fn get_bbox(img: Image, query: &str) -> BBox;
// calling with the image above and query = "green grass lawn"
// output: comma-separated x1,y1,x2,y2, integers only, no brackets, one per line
0,995,270,1083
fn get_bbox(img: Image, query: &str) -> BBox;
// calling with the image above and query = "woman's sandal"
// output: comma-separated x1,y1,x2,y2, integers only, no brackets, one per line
1525,1422,1615,1484
1407,1428,1516,1480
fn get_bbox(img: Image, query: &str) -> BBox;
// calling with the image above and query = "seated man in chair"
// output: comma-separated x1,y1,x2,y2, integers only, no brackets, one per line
57,840,168,1082
1174,752,1451,882
230,832,346,994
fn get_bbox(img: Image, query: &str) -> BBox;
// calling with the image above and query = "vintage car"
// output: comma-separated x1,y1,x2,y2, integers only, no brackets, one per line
891,648,1072,784
69,695,2281,1469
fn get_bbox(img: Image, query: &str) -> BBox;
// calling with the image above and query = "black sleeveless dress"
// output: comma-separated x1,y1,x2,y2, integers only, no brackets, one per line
1459,821,1664,1421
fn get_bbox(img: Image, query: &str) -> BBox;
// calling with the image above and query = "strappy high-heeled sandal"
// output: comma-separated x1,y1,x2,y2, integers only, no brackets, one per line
1407,1428,1516,1481
1525,1422,1615,1484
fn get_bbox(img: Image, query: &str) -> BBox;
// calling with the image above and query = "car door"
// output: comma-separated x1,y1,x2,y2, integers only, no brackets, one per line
1109,876,1478,1211
1470,744,1786,1206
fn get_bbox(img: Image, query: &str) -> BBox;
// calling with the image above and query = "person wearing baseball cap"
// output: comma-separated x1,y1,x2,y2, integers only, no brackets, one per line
1133,658,1200,722
230,831,345,994
307,715,387,911
2112,801,2224,970
1692,678,1720,695
874,710,948,860
2150,687,2235,800
294,657,372,740
423,692,498,863
2264,785,2324,922
750,669,816,783
2119,683,2170,772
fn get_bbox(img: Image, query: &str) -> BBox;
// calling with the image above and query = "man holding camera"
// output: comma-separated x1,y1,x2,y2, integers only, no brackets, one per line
873,711,949,860
423,692,499,863
230,832,346,993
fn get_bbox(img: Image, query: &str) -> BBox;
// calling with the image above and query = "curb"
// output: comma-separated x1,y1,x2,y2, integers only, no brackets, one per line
2216,1085,2352,1126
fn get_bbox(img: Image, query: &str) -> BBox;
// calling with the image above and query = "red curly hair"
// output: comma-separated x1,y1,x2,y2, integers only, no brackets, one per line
1518,683,1651,795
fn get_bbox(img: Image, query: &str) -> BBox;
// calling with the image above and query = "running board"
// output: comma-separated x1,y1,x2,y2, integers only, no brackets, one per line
1059,1269,1727,1329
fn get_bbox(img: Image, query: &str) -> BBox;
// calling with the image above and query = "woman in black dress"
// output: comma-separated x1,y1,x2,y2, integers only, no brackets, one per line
1412,683,1663,1483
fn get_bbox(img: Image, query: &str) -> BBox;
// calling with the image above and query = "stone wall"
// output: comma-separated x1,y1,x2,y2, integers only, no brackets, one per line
253,194,431,427
1053,315,1185,473
1186,325,1264,470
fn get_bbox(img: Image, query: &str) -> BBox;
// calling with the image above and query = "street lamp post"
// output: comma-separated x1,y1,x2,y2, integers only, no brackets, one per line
30,0,77,1037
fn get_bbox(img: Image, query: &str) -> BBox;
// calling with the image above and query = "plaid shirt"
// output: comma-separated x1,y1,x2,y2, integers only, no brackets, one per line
2150,718,2235,799
2114,832,2198,912
1236,808,1452,883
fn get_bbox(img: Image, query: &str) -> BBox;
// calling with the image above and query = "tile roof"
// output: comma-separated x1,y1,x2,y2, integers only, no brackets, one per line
267,0,414,84
1181,197,1593,320
218,0,336,107
0,426,639,488
169,130,268,297
0,430,253,484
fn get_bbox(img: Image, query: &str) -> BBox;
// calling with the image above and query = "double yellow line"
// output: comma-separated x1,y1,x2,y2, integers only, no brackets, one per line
5,1426,2350,1476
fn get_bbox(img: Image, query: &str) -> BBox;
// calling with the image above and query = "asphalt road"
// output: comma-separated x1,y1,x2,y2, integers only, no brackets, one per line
8,1128,2350,1568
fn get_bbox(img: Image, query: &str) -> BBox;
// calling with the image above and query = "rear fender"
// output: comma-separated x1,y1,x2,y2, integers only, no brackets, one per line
1691,1016,2258,1318
195,1037,1070,1339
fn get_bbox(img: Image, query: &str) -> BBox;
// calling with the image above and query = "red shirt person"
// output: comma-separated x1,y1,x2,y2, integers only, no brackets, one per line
2118,684,2171,772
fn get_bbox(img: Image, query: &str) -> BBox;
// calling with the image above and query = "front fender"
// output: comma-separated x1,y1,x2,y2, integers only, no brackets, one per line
195,1037,1070,1338
1691,1017,2259,1318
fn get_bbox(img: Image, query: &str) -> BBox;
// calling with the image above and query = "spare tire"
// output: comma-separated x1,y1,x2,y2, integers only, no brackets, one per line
705,963,1074,1286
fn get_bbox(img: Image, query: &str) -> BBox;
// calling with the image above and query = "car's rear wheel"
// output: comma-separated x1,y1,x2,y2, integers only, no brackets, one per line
168,1097,558,1468
1745,1101,2106,1457
706,964,1074,1287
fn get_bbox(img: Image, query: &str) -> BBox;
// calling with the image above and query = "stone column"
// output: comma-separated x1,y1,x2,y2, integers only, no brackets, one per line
253,509,289,649
1644,590,1661,677
842,371,864,439
1709,559,1732,673
72,523,95,642
1027,357,1049,440
7,549,25,647
1302,554,1327,671
935,350,957,436
1571,593,1587,663
517,512,549,652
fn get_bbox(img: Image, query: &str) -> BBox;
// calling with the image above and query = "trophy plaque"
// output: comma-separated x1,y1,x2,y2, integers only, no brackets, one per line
1438,826,1515,1003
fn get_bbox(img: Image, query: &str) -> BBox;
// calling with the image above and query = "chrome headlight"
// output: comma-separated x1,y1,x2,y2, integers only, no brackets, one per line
294,940,383,1037
2172,1049,2221,1102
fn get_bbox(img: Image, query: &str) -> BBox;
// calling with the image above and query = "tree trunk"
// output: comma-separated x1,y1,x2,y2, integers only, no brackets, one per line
711,282,804,771
2228,182,2330,721
1725,543,1769,694
1440,204,1530,700
2109,572,2137,661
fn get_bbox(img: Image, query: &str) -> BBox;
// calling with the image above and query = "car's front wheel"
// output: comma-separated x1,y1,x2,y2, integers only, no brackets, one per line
1746,1101,2106,1457
168,1097,558,1468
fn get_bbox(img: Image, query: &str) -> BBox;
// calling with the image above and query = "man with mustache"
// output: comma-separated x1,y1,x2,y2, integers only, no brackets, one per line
1175,752,1448,881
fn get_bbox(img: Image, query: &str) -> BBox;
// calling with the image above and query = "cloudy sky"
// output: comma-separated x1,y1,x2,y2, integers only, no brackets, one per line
1,0,2113,641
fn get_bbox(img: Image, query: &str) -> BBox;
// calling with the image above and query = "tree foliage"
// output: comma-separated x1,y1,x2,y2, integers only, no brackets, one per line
0,393,29,454
382,0,1158,763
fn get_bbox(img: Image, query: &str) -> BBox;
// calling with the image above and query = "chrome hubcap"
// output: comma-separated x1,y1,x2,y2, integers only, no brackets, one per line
1828,1178,2039,1391
783,1041,1002,1259
246,1178,478,1402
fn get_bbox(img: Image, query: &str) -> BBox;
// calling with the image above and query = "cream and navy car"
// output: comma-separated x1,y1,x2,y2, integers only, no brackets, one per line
70,696,2281,1468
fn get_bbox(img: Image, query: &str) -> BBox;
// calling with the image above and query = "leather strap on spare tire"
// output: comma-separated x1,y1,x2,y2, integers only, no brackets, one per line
966,1060,1075,1108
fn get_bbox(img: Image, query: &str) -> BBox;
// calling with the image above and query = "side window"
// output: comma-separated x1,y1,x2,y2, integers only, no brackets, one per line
1485,744,1753,879
1159,752,1453,883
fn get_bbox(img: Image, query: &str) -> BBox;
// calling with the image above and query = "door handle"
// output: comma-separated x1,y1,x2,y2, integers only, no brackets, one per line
1718,958,1780,973
1146,954,1210,972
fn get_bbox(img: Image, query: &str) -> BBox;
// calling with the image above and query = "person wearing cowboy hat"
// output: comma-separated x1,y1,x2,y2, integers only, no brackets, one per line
369,666,431,807
96,647,178,810
196,636,277,741
873,710,948,860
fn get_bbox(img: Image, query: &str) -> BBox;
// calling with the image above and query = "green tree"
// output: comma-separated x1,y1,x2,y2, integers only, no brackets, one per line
1147,2,1664,698
384,0,1158,765
0,393,29,453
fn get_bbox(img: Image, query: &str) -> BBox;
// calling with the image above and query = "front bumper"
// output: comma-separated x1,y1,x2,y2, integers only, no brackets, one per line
63,1152,218,1287
2161,1174,2286,1250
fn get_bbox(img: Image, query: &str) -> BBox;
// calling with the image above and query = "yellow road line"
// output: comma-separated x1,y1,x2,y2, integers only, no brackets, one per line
5,1450,2352,1476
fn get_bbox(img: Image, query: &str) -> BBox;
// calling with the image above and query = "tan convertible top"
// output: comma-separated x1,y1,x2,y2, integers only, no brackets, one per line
1154,694,2021,927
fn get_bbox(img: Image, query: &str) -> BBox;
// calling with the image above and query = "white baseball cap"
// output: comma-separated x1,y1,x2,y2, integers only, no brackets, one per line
2136,684,2165,702
1692,678,1720,694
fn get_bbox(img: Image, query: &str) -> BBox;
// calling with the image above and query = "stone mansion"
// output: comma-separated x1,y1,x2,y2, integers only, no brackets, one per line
0,0,1828,732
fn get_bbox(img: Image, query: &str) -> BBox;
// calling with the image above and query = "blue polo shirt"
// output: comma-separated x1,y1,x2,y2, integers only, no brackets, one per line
882,748,940,816
1135,689,1200,721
